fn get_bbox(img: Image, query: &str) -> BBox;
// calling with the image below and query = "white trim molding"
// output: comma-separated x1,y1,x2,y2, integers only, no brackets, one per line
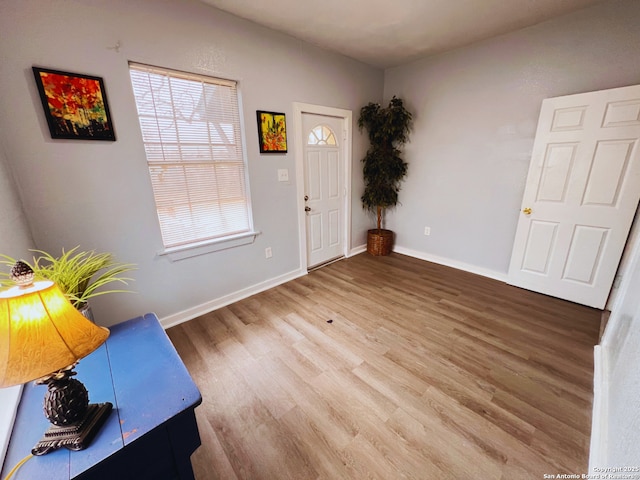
158,231,260,261
589,344,609,474
0,385,22,471
393,245,508,283
159,267,306,329
293,102,353,272
349,244,367,257
159,244,505,330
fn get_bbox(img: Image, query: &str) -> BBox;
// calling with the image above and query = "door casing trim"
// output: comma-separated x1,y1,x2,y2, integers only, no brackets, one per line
293,102,352,271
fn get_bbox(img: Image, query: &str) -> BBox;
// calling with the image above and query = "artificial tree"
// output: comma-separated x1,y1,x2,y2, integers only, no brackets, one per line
358,96,412,255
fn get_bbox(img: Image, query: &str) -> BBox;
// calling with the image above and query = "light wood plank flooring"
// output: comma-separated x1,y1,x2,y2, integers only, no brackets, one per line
167,253,600,479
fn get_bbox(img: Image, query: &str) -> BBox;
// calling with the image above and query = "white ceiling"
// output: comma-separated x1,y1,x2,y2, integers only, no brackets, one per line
200,0,607,68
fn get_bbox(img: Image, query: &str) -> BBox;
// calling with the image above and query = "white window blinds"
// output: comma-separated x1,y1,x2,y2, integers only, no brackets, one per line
129,63,252,249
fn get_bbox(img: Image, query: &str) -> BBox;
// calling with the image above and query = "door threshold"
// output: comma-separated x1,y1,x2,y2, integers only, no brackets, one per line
308,256,344,272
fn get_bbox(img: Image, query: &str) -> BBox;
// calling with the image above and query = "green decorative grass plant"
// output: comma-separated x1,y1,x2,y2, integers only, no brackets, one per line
0,247,135,308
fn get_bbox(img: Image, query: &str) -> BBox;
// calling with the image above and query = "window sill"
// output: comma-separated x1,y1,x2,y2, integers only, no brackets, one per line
158,231,260,261
0,385,22,471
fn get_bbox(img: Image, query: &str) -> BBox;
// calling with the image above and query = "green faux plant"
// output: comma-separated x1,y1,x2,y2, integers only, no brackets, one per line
358,96,412,231
0,247,135,308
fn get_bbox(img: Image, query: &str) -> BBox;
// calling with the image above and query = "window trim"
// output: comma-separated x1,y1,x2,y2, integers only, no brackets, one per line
158,230,260,261
129,62,255,258
0,385,22,470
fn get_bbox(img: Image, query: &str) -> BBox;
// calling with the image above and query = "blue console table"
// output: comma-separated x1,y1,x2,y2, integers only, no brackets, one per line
1,313,202,480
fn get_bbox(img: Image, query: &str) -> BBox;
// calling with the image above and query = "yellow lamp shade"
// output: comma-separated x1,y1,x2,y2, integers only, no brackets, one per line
0,280,109,388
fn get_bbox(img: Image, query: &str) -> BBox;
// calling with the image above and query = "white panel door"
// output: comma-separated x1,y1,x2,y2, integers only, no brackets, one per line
302,113,344,268
508,84,640,308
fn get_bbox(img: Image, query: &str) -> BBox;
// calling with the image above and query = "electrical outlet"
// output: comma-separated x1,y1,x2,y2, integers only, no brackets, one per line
265,247,272,259
424,227,431,236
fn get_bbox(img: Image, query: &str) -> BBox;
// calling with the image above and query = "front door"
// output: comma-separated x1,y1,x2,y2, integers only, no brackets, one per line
302,113,345,268
508,84,640,308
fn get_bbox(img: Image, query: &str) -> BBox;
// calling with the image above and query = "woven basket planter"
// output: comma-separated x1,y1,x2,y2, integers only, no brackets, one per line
367,229,394,256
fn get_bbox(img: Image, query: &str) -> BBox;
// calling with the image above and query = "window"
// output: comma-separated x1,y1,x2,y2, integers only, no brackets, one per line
307,125,337,145
129,63,254,254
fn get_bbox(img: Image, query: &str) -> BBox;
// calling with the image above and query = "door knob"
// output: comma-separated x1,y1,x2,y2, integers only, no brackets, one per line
522,207,532,215
304,195,309,201
305,206,311,212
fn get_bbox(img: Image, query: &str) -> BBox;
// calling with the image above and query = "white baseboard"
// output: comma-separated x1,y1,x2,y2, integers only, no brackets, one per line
392,245,508,283
159,245,505,329
161,245,366,330
589,344,608,473
159,268,307,329
348,244,367,256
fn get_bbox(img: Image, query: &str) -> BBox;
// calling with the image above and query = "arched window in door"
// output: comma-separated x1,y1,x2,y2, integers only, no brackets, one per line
308,125,337,146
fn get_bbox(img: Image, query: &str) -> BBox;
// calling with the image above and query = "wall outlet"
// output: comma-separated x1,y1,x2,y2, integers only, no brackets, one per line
424,227,431,236
265,247,272,258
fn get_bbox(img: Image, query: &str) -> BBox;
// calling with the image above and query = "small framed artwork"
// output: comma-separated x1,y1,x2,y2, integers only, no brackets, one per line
257,110,287,153
32,66,116,141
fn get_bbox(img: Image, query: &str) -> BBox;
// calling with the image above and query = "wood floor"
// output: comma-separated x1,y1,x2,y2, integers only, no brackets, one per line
166,253,600,480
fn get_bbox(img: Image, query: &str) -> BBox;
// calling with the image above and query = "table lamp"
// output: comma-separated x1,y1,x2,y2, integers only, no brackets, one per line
0,261,112,455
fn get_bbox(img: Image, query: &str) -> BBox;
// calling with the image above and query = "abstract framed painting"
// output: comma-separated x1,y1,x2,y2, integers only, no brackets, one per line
257,110,287,153
32,67,116,141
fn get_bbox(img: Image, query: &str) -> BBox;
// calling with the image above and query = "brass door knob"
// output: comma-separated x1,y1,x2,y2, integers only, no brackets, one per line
522,207,532,215
305,206,311,212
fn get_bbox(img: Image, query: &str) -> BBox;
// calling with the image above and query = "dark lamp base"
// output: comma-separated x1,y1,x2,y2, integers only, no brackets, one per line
32,402,113,456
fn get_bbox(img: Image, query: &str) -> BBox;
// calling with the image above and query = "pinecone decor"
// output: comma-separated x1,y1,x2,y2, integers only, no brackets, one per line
10,260,34,286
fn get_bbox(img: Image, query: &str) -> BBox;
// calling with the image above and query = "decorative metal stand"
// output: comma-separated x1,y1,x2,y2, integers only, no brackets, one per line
32,402,113,455
31,365,113,456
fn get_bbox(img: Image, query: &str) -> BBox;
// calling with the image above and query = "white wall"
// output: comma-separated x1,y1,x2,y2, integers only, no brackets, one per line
599,229,640,467
0,0,383,326
383,0,640,278
0,142,33,472
0,145,34,258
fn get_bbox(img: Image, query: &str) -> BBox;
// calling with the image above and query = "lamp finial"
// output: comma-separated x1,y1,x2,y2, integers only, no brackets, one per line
10,260,34,287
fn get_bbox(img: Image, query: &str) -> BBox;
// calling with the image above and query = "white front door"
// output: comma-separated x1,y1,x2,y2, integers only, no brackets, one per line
302,113,345,268
508,84,640,309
